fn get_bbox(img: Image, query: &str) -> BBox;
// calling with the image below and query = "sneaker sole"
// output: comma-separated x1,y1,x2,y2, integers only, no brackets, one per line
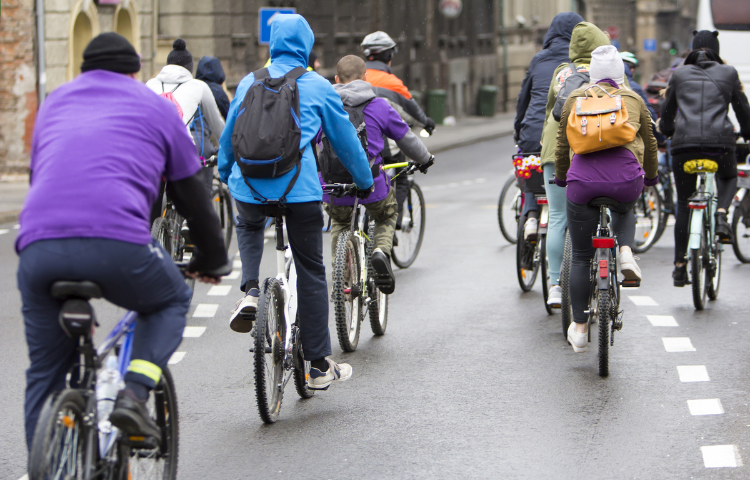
229,309,256,333
620,263,642,282
370,256,395,295
109,410,161,440
308,368,353,390
567,337,588,353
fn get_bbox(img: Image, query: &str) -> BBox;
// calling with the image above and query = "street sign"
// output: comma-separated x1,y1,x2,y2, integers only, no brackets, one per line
611,39,620,51
643,38,657,52
258,7,296,45
606,25,620,40
439,0,462,19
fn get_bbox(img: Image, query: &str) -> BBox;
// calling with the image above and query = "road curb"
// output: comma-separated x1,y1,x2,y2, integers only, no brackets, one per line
0,211,20,226
427,129,514,154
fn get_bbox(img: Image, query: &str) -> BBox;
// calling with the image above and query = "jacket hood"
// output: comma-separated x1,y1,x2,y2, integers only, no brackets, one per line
334,80,376,107
269,14,314,67
155,64,193,84
195,56,225,84
543,12,585,49
569,22,610,64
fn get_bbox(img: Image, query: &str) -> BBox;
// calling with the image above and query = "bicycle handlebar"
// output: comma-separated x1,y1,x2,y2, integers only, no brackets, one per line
322,183,358,197
203,155,218,168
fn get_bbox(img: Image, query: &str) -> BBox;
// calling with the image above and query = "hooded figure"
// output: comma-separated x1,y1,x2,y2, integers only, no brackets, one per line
196,56,230,119
514,12,584,153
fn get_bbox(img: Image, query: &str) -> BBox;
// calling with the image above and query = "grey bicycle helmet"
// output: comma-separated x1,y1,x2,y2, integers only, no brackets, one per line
361,31,397,57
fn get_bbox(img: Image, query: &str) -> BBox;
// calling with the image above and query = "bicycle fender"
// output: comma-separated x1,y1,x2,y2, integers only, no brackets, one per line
596,249,610,291
688,210,704,251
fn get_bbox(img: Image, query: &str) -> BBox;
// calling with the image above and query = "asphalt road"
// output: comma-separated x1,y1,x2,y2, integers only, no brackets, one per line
2,136,750,479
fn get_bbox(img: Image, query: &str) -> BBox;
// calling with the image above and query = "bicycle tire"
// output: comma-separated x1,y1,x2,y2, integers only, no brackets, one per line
731,200,750,263
332,231,362,351
151,217,174,259
541,235,554,315
28,389,88,480
633,186,663,253
560,230,573,338
164,209,195,292
516,221,539,292
598,289,612,377
366,222,388,335
254,278,286,423
392,181,426,268
708,242,722,301
498,175,521,244
212,184,234,250
292,322,315,400
128,367,179,479
690,219,708,310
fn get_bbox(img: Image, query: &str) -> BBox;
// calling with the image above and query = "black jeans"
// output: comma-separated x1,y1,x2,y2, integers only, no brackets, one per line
234,200,332,362
567,199,636,324
672,150,737,264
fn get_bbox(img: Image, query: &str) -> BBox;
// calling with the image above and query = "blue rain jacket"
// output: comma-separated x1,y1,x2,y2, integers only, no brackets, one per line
218,14,373,203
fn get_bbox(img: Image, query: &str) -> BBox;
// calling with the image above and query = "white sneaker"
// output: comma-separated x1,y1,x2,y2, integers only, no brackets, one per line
547,285,562,308
307,358,353,390
523,217,539,241
619,250,642,282
229,291,259,333
567,322,588,353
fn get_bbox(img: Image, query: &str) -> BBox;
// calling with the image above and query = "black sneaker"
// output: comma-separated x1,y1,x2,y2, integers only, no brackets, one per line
371,249,395,294
715,212,734,244
109,389,161,442
673,264,689,287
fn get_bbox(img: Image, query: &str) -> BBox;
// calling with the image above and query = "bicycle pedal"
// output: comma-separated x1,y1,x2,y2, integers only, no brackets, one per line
126,435,159,449
620,279,640,288
248,346,273,354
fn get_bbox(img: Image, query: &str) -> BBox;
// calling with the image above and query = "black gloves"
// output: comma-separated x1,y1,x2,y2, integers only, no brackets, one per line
513,130,520,143
356,184,374,200
418,155,435,174
424,117,436,134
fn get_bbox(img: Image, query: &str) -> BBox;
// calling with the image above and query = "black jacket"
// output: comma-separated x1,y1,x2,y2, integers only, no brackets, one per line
514,12,583,153
659,51,750,152
366,60,429,126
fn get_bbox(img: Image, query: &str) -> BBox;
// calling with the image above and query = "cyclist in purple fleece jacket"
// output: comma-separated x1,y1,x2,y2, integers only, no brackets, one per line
323,55,434,294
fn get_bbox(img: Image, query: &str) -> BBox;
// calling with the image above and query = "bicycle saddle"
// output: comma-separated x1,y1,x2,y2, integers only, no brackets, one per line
683,159,718,174
588,197,620,207
50,281,102,301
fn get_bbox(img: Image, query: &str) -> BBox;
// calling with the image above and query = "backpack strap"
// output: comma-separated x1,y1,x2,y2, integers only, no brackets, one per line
695,68,729,104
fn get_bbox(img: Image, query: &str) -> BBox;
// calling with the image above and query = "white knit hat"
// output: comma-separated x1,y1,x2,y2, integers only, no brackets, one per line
589,45,625,86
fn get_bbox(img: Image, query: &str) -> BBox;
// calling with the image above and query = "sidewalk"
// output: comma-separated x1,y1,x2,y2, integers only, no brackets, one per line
0,112,516,225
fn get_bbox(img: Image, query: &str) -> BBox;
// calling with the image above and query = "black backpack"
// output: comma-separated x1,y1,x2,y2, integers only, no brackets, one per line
319,99,378,184
552,64,590,122
231,67,308,203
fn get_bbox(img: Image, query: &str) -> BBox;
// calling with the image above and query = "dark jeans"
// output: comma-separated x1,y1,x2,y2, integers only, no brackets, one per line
18,238,191,449
234,200,332,361
672,150,737,264
567,199,636,324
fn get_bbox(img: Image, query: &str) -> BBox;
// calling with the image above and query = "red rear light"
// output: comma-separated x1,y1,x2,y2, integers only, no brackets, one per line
688,202,707,210
599,259,608,278
739,170,748,178
592,237,615,249
536,197,548,204
648,98,658,104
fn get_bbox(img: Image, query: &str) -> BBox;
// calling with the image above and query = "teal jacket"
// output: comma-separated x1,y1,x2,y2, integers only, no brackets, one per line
218,14,373,203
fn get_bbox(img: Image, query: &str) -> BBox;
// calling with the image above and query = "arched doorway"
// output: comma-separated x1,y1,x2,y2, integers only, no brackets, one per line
115,9,134,45
68,1,100,80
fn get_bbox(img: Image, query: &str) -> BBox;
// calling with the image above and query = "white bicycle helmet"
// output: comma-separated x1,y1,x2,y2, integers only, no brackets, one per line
361,31,397,57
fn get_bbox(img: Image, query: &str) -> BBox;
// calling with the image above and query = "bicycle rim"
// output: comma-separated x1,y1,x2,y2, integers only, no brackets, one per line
633,186,662,253
392,182,426,268
333,232,362,351
498,175,521,244
560,230,573,337
254,278,286,423
732,207,750,263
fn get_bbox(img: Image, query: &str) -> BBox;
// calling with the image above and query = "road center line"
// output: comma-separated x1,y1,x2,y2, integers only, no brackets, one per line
207,285,232,296
168,352,186,364
662,337,696,352
647,315,678,327
628,295,658,306
677,365,710,382
701,445,742,468
192,304,219,318
688,399,724,416
183,326,206,338
224,270,241,280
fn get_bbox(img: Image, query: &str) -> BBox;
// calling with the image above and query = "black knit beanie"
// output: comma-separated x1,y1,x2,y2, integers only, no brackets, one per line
691,30,720,55
167,39,194,74
80,32,140,74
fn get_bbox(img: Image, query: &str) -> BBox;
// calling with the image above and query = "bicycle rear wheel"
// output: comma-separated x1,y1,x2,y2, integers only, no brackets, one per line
598,290,612,377
560,230,573,337
292,322,315,400
151,217,174,258
392,181,426,268
164,209,195,292
127,367,179,479
708,242,722,301
212,183,234,250
516,222,539,292
28,389,89,480
690,217,708,310
731,196,750,263
541,236,554,315
254,278,287,423
633,186,663,253
332,231,363,352
498,175,521,244
367,222,388,336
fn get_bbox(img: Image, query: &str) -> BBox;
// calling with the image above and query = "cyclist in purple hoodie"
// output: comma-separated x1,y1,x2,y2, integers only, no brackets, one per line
323,55,435,294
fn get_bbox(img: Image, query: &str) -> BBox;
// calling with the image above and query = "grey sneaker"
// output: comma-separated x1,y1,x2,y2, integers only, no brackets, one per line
308,358,353,390
229,289,259,333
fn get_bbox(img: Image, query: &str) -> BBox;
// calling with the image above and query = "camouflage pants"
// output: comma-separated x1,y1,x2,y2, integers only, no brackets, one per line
325,187,398,261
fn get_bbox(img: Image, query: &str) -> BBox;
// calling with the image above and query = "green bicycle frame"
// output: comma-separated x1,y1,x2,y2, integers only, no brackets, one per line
688,171,717,250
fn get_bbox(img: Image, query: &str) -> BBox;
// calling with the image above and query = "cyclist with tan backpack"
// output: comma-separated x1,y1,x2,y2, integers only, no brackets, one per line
553,45,658,352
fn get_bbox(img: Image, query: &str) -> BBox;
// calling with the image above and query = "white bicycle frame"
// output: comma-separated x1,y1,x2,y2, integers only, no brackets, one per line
687,171,717,251
272,217,298,363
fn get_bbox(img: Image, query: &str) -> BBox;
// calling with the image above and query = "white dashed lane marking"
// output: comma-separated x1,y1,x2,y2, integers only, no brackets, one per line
168,352,186,364
183,327,206,338
192,304,219,318
13,224,19,229
688,399,724,416
662,337,696,352
701,445,742,468
628,295,658,306
677,365,710,382
18,475,28,480
647,315,678,327
224,270,241,280
0,229,9,235
207,285,232,296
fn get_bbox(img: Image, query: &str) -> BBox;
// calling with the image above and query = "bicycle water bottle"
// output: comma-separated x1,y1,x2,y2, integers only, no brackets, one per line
96,355,124,433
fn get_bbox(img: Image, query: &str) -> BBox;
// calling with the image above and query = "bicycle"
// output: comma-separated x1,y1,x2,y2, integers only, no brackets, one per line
632,185,663,253
204,156,235,249
388,163,427,268
497,174,522,244
684,159,723,310
250,203,315,424
27,265,197,480
731,162,750,262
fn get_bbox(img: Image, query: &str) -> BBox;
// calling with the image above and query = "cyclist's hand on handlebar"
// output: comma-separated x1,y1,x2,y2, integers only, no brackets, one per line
355,183,374,200
424,117,436,135
416,155,435,174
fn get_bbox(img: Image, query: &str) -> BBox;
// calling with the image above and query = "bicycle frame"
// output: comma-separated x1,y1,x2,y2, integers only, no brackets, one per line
688,171,717,251
271,214,298,368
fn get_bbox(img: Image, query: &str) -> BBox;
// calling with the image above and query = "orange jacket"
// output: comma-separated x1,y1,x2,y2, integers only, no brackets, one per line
366,69,412,100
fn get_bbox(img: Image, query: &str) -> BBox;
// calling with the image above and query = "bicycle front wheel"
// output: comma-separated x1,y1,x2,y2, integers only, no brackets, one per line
254,278,287,423
498,175,521,244
392,181,426,268
633,186,663,253
516,222,539,292
332,231,363,351
560,230,573,337
367,222,388,335
28,389,89,480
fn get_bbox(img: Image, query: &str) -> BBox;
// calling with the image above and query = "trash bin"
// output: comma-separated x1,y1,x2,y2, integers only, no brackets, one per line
477,85,498,117
425,89,447,125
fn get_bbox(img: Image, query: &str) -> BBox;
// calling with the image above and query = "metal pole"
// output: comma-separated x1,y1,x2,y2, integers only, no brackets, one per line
500,0,508,112
36,0,46,106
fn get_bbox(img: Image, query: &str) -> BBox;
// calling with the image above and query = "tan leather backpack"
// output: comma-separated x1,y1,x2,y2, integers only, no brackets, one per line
566,85,637,154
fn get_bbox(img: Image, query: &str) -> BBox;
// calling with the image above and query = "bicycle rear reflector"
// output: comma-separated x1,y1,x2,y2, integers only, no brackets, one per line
688,202,707,210
536,197,548,204
599,259,608,278
592,237,615,249
739,170,748,178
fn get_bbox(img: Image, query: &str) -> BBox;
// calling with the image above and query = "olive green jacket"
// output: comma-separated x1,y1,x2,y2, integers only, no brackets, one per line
554,83,659,181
